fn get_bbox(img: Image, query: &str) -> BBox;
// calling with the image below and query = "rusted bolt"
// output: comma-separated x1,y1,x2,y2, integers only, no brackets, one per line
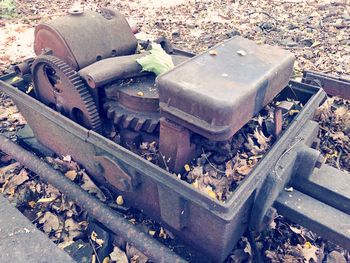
68,8,84,15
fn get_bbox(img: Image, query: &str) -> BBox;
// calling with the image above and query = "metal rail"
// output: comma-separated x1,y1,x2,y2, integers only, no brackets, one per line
250,120,350,250
302,71,350,99
0,134,186,263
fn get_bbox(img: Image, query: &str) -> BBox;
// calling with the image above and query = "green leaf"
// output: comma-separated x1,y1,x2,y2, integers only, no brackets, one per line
136,43,174,76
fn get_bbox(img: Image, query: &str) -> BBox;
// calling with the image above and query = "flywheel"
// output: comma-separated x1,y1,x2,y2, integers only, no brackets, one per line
32,55,102,132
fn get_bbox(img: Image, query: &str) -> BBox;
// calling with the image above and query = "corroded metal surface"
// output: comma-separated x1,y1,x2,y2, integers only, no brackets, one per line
302,71,350,100
103,75,160,133
0,73,327,262
157,36,295,141
0,134,186,263
31,55,102,132
159,118,196,172
34,9,137,70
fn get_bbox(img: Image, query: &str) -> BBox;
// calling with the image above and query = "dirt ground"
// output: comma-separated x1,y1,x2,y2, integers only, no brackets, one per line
0,0,350,262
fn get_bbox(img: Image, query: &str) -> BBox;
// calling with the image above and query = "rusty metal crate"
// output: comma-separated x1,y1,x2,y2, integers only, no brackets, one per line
0,73,326,262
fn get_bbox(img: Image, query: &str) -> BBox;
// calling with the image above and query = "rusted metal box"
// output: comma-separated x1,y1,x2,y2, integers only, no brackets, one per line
0,73,326,262
157,36,295,140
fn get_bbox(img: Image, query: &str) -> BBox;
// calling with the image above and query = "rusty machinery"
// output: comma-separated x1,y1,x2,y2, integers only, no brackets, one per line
29,8,294,173
1,8,350,262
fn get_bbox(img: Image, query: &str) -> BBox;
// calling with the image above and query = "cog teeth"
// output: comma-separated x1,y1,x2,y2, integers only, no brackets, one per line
103,101,159,133
134,118,144,131
122,115,134,128
32,55,102,133
113,113,123,124
144,119,159,133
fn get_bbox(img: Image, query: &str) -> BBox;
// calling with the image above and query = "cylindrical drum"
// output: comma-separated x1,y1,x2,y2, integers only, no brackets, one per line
34,8,138,70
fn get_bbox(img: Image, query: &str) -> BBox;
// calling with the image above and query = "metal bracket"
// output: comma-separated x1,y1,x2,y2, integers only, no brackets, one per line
159,118,196,173
249,120,320,231
302,71,350,100
93,155,135,192
250,119,350,250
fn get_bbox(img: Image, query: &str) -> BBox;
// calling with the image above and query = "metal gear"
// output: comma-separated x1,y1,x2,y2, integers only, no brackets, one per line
103,100,160,133
103,75,160,133
32,55,102,132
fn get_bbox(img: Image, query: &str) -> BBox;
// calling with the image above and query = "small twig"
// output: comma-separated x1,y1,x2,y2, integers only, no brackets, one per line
336,148,342,170
247,11,278,25
201,148,226,174
284,46,312,50
89,238,101,263
140,152,158,158
286,85,299,101
31,213,42,223
274,137,304,178
159,151,169,172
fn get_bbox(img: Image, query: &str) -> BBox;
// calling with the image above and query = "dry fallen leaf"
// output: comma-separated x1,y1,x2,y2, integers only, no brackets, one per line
298,242,318,263
290,225,302,235
58,240,74,249
65,218,82,240
205,185,217,199
28,200,36,208
158,227,168,239
81,172,106,201
126,243,148,263
37,197,56,203
65,170,77,181
91,231,104,246
0,162,21,179
242,237,252,257
110,246,128,263
45,184,61,199
116,195,124,206
38,211,60,233
7,168,29,190
253,128,271,149
62,155,72,162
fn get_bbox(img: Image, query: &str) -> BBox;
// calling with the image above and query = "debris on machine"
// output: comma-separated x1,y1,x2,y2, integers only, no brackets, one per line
136,43,175,75
137,98,303,201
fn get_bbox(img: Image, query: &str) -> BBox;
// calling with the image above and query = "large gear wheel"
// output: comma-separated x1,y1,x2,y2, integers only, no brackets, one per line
32,55,102,132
